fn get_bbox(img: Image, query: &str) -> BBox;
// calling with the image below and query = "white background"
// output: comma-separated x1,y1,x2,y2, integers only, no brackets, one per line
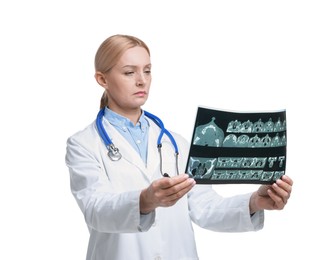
1,0,320,259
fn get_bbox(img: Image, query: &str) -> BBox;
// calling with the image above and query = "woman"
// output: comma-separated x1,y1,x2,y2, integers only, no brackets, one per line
65,34,293,260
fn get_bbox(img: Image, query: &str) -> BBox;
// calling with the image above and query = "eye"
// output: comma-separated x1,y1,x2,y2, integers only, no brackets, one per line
124,71,134,75
144,69,151,74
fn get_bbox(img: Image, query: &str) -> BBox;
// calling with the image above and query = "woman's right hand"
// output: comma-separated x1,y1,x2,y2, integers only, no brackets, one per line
139,174,196,214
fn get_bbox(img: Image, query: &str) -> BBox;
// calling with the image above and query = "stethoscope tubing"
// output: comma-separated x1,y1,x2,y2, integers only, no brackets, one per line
96,108,179,176
96,108,179,155
144,111,179,154
96,108,113,145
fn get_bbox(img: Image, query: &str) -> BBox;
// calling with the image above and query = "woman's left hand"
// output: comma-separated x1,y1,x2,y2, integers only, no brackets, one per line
250,175,293,213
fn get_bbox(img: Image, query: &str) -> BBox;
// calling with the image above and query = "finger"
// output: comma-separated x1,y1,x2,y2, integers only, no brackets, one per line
267,188,286,209
160,178,196,206
275,178,292,196
158,174,190,189
170,173,190,182
150,175,193,204
269,180,291,207
281,175,294,188
164,178,196,198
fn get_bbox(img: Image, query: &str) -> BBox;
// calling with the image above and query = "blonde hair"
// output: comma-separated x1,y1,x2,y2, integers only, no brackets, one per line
95,34,150,109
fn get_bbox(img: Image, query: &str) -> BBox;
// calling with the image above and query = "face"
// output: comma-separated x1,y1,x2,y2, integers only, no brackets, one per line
97,46,151,116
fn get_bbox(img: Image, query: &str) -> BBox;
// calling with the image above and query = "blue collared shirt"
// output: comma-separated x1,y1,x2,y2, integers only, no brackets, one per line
104,107,149,164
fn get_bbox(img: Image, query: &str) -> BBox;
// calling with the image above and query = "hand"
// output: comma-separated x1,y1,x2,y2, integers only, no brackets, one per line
140,174,196,214
250,175,293,213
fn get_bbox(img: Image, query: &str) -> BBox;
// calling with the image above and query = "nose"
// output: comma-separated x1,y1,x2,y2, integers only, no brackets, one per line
136,72,147,87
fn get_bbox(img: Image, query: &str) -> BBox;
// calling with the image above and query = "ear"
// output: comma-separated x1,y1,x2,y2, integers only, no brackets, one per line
95,72,108,89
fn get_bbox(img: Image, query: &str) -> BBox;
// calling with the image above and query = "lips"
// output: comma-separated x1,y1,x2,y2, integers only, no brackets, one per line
134,91,147,97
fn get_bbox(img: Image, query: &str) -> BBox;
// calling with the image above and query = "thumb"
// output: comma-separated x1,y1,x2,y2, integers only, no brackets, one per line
257,185,270,196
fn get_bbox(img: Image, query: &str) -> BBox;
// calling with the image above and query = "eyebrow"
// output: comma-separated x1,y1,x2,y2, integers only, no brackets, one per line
121,64,152,69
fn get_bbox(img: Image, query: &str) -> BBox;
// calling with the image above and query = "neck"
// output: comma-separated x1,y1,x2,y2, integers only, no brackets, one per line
107,106,142,125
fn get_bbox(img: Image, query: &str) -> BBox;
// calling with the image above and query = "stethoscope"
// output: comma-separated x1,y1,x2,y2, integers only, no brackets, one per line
96,108,179,177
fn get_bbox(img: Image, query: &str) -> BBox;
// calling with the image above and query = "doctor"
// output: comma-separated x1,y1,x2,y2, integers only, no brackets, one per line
65,34,293,260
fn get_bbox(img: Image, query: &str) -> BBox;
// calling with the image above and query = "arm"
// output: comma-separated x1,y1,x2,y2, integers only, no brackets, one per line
188,175,293,232
188,185,264,232
65,134,153,233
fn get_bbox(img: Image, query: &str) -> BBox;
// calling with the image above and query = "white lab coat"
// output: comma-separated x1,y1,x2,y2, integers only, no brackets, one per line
65,117,264,260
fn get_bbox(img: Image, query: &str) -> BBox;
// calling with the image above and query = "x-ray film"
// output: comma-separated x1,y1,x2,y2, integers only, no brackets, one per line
185,107,286,184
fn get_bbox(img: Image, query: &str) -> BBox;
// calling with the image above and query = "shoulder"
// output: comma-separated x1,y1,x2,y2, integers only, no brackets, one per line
66,121,99,148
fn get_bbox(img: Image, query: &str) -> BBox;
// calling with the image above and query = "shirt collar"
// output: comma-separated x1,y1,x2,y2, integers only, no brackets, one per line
104,107,149,130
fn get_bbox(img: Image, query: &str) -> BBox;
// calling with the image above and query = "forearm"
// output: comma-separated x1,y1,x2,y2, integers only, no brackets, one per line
82,190,140,232
189,186,263,232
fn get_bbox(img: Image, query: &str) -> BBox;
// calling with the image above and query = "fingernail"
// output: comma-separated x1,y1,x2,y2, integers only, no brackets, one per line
189,178,196,184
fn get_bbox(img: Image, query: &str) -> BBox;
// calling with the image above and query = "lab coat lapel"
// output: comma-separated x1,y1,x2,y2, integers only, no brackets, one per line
146,122,160,177
103,119,159,180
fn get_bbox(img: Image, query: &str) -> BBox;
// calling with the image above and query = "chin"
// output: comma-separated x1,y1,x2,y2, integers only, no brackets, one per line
137,98,148,106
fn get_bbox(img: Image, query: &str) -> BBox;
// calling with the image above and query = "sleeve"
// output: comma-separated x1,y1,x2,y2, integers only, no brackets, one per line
174,132,264,232
188,185,264,232
65,132,155,233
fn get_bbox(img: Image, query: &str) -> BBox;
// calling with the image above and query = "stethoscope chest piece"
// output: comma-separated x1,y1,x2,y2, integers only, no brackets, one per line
107,144,122,161
96,108,179,176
